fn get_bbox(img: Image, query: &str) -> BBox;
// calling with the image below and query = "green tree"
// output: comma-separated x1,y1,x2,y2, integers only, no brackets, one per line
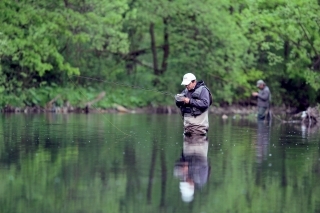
1,0,320,109
240,0,320,107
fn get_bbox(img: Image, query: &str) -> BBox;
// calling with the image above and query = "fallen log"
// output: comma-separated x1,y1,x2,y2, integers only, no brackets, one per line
45,95,61,110
294,106,320,126
113,104,129,113
84,92,106,113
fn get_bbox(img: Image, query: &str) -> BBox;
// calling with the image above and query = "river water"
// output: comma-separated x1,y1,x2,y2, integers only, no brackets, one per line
1,113,320,213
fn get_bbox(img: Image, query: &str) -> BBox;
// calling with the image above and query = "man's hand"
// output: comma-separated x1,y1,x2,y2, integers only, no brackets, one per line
184,97,190,104
252,92,258,97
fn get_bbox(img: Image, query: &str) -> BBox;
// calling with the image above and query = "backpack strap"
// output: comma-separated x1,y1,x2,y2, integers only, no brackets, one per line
192,86,212,106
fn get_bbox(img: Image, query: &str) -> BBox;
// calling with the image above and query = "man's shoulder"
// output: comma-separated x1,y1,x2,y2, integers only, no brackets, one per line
197,85,210,94
194,85,208,94
264,86,271,93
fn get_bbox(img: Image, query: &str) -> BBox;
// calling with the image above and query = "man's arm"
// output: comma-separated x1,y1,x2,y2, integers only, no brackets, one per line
258,90,269,101
189,89,210,111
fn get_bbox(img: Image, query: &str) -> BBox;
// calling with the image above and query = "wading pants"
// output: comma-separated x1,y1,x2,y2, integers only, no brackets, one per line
258,107,268,121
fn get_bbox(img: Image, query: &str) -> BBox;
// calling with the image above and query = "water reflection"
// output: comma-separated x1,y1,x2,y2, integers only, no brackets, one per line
255,121,270,164
2,114,320,212
300,123,320,138
174,135,210,202
254,121,271,187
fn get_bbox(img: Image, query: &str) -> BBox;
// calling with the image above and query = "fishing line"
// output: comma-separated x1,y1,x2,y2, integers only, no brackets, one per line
68,74,180,137
68,76,132,137
70,75,175,97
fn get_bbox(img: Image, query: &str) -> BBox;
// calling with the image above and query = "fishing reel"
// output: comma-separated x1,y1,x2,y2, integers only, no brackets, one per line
175,94,185,102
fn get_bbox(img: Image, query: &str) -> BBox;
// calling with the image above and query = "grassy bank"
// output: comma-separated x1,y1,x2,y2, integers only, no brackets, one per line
1,85,301,117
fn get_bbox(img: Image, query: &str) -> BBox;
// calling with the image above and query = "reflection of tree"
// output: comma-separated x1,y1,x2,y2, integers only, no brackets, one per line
1,115,320,212
0,114,131,213
146,138,157,204
145,137,168,209
280,143,287,188
293,124,320,138
159,149,167,208
120,144,141,212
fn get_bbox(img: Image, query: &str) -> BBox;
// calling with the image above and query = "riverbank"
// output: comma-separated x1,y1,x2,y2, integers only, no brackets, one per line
1,104,297,116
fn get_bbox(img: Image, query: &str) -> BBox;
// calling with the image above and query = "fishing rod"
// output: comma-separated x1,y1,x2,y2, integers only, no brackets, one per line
70,75,175,97
68,75,180,137
68,76,133,137
70,75,205,104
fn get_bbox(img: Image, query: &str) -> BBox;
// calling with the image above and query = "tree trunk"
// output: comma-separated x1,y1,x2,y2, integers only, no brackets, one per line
161,18,170,75
150,22,159,76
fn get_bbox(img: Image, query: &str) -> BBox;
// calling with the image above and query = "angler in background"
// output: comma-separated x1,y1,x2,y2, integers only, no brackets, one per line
175,73,212,136
252,80,271,121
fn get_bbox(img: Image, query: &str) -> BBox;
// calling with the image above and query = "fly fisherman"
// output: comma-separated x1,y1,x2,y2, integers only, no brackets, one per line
252,80,271,121
175,73,212,135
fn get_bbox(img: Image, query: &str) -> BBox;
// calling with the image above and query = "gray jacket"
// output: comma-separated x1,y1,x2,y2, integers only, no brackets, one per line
176,80,211,114
257,86,271,108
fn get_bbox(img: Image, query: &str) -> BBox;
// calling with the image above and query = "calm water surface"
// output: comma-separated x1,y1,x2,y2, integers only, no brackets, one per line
1,113,320,213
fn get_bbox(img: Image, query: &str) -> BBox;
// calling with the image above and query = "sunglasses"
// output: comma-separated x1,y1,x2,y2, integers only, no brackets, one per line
185,80,195,87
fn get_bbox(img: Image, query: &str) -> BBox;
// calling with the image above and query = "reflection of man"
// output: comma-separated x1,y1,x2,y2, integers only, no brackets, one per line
175,73,212,135
252,80,271,121
174,135,210,202
255,121,271,186
256,121,270,164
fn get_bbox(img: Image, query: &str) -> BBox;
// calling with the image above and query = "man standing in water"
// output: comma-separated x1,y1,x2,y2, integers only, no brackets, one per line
252,80,271,121
175,73,212,135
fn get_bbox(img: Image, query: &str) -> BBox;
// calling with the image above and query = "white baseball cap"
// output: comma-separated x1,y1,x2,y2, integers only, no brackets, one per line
256,80,265,87
181,73,196,85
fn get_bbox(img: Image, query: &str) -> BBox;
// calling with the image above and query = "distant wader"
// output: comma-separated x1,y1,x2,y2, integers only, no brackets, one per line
257,86,271,121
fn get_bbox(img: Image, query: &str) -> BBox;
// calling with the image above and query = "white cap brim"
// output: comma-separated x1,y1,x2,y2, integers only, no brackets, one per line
181,80,191,85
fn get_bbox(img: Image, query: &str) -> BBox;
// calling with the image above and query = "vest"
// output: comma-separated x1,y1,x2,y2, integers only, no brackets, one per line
180,86,212,117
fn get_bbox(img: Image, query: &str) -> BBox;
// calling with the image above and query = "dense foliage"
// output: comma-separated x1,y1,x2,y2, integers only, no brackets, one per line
1,0,320,109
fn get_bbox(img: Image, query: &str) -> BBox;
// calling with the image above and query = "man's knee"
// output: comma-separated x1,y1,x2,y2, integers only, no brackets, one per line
258,107,267,120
